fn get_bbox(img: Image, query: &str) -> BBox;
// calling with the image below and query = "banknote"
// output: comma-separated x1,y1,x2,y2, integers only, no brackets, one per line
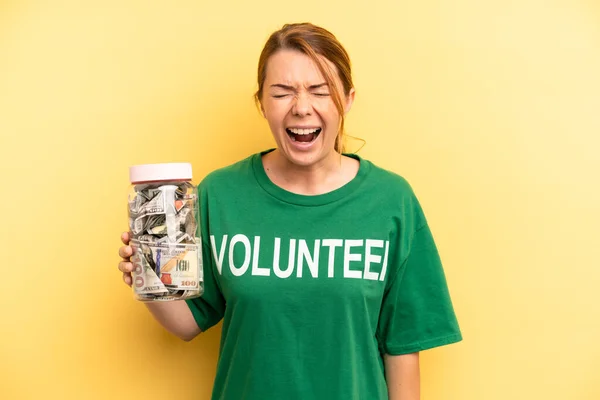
130,238,203,300
128,181,201,301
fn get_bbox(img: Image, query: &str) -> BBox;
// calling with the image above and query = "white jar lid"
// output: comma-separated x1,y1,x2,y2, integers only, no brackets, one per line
129,163,192,183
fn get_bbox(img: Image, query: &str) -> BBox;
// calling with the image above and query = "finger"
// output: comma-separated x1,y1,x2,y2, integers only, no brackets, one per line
121,231,131,245
123,272,132,287
118,246,132,259
119,261,133,273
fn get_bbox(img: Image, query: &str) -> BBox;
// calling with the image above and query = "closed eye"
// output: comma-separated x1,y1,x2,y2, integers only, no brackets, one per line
272,94,289,98
313,93,330,97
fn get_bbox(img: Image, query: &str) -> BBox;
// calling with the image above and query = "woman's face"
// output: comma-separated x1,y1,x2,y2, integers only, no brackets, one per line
260,49,354,168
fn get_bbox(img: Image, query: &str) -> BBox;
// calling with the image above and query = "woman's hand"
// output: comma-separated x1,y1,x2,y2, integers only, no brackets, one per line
118,231,134,287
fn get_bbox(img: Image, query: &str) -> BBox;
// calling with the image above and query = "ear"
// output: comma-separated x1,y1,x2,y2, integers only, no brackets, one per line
344,88,356,115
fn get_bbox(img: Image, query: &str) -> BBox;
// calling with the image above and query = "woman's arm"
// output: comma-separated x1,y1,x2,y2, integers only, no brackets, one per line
384,352,420,400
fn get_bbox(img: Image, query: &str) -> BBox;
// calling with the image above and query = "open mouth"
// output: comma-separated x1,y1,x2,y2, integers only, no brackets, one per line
286,127,322,143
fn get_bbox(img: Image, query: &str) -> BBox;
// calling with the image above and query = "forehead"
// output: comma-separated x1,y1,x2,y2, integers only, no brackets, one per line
265,49,327,85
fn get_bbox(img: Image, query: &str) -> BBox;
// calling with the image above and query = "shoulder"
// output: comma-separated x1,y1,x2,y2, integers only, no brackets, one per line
359,156,417,199
356,155,428,225
197,152,259,191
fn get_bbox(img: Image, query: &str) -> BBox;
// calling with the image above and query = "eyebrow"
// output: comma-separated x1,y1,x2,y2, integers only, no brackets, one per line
270,83,329,90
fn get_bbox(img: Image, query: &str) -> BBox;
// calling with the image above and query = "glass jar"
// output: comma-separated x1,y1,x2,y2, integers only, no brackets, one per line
127,163,203,302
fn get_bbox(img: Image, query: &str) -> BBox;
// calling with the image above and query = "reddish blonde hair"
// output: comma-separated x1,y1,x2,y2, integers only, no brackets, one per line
255,23,354,153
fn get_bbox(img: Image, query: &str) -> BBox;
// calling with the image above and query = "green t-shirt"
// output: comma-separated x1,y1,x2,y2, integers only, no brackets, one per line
186,150,462,400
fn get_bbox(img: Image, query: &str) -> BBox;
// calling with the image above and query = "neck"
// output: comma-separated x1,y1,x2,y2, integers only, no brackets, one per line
262,149,357,196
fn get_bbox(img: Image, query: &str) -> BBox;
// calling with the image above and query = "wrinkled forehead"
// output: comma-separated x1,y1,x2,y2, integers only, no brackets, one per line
264,49,337,86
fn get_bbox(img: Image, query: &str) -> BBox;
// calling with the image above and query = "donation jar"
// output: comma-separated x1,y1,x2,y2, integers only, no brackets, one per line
127,163,203,302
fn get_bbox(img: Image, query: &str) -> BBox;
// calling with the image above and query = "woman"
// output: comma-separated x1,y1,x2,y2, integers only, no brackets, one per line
118,22,462,400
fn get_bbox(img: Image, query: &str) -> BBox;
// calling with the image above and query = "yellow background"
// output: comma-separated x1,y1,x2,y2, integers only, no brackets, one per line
1,0,599,399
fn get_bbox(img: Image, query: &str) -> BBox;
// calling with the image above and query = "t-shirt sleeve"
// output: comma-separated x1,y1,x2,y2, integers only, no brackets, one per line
377,197,462,355
185,240,226,332
185,180,226,332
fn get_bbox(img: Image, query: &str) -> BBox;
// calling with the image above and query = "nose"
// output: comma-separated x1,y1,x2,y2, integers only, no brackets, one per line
292,92,312,117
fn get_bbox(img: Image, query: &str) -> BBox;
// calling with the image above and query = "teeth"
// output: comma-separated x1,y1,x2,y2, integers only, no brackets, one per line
289,128,320,135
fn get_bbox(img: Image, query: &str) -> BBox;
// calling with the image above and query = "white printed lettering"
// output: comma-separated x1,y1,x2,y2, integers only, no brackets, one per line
379,240,390,281
322,239,343,278
364,239,383,281
297,239,320,278
229,234,251,276
210,234,228,275
344,240,363,279
251,236,270,276
273,238,295,279
211,234,390,282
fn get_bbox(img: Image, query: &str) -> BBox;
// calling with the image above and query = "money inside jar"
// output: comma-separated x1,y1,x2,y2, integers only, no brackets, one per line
127,163,203,302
